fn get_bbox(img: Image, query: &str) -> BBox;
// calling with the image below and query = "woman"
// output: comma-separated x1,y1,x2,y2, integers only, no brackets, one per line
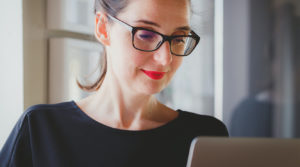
0,0,228,166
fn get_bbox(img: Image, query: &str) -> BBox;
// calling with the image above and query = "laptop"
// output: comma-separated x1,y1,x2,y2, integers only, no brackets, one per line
186,137,300,167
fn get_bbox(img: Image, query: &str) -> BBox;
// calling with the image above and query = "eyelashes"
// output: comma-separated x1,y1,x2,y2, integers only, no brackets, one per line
136,30,159,41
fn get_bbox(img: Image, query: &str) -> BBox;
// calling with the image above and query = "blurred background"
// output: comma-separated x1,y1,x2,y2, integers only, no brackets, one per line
1,0,300,149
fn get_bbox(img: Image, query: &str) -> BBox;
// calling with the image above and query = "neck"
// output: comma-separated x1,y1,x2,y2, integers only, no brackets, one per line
88,71,161,129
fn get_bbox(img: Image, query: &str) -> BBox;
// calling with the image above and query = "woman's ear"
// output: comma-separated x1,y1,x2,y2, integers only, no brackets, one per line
95,12,110,46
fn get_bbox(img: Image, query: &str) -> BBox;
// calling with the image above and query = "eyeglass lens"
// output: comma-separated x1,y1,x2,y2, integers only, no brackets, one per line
133,29,197,56
134,30,163,51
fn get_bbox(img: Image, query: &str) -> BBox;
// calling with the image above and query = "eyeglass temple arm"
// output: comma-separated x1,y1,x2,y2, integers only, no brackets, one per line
106,14,133,31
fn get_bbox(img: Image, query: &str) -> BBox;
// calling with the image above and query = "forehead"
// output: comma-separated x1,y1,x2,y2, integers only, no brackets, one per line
117,0,191,31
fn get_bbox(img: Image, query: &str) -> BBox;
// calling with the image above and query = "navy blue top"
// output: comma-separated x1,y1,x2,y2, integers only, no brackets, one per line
0,101,228,167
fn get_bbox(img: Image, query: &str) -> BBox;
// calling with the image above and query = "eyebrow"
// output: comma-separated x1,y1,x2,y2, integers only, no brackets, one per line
135,19,191,31
177,26,191,31
135,20,160,27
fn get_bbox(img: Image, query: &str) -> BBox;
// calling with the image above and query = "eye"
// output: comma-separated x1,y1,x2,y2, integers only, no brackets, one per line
136,30,158,41
173,37,186,44
140,34,154,39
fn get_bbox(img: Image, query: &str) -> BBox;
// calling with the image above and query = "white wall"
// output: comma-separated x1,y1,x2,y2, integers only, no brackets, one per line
0,0,24,149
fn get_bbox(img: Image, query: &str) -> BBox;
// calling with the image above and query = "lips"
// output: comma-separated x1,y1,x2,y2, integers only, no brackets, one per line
141,69,166,80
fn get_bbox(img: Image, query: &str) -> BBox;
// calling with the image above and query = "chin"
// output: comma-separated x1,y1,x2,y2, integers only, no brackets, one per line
137,80,168,95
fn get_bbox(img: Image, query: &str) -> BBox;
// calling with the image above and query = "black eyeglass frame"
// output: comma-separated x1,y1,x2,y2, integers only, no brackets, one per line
106,14,200,56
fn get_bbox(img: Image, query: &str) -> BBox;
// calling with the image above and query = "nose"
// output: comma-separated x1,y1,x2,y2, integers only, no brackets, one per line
153,41,173,66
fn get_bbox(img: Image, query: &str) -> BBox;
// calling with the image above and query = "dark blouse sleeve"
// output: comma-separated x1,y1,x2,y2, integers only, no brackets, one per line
189,113,229,137
0,111,33,167
205,115,229,137
214,118,229,136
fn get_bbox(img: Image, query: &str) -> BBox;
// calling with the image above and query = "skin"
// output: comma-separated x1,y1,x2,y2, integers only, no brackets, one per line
76,0,191,130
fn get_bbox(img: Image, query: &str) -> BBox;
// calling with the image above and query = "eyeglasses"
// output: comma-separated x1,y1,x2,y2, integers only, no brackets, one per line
106,14,200,56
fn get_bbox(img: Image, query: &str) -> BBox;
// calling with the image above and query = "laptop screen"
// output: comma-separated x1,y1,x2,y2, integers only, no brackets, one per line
186,137,300,167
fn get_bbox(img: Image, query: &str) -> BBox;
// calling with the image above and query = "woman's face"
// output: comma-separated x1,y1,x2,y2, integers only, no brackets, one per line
106,0,191,95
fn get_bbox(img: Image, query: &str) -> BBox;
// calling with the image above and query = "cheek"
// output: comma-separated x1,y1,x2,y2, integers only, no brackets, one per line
109,40,148,79
109,30,134,72
131,52,151,68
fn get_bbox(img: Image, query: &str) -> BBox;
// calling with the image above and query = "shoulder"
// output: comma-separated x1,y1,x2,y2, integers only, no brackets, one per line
178,110,229,136
14,101,82,135
20,101,77,127
24,101,75,117
180,110,225,127
0,102,75,166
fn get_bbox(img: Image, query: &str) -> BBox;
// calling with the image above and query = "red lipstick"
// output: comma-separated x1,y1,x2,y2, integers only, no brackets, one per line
141,69,166,80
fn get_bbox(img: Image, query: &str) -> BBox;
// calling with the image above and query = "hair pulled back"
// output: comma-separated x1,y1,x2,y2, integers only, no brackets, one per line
77,0,129,91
